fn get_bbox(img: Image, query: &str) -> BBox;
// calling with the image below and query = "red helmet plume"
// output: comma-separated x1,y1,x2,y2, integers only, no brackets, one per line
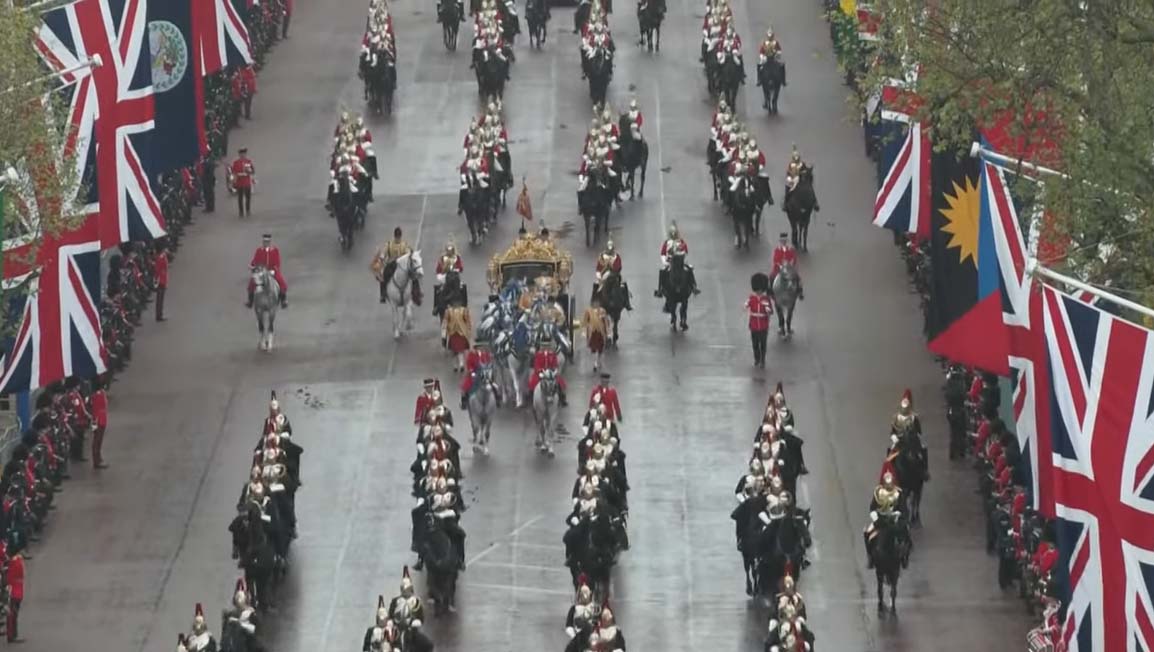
879,460,897,484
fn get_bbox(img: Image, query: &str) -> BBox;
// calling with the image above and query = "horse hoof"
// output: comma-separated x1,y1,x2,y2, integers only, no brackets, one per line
482,445,490,456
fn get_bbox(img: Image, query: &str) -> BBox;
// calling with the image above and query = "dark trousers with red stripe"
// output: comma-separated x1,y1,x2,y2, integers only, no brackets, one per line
751,329,767,365
6,598,20,641
92,426,106,467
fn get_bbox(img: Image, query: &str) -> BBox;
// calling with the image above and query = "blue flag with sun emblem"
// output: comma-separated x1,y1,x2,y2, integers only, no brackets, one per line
148,0,204,172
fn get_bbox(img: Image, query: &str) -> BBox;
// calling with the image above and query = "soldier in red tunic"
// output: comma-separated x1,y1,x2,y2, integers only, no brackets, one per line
745,272,772,367
769,232,802,298
246,234,288,308
231,64,257,120
229,147,256,217
459,340,502,409
154,239,170,322
528,338,568,406
414,378,442,425
588,373,622,422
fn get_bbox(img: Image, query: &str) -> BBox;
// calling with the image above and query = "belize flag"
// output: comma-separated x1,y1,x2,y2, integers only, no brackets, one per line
148,0,205,171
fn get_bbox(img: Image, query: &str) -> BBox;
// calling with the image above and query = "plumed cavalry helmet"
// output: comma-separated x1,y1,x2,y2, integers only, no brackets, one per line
233,578,250,608
749,458,764,475
898,388,913,414
576,573,593,603
400,565,414,595
192,603,208,635
790,145,801,163
375,595,389,626
668,222,679,239
599,601,615,626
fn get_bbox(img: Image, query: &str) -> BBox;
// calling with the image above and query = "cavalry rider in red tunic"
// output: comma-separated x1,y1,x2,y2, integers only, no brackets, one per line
246,233,288,308
414,378,443,425
528,336,568,406
769,232,802,297
459,340,503,409
589,372,623,422
654,222,699,298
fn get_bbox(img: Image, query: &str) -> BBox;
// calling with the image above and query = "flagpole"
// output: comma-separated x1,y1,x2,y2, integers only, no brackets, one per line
1027,259,1154,322
0,55,102,96
969,142,1065,180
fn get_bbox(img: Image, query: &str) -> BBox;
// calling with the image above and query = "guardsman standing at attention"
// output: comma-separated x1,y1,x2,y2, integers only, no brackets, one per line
230,148,255,217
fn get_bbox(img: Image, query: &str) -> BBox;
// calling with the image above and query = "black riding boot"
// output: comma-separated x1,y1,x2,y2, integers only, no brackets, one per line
558,386,569,407
458,189,466,215
379,281,388,303
655,268,667,297
688,267,701,295
864,531,874,568
245,288,254,308
279,291,288,308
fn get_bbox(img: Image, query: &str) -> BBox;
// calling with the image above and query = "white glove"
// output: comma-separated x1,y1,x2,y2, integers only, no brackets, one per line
415,497,425,507
869,510,878,522
411,619,423,628
565,627,576,638
758,511,771,525
759,53,767,64
768,619,778,632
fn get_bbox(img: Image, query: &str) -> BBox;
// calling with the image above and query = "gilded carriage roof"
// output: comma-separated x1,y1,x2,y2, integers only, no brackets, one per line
487,233,573,291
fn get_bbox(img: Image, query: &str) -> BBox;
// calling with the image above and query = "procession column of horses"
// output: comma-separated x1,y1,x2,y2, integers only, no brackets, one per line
175,392,305,652
731,383,815,651
562,378,630,652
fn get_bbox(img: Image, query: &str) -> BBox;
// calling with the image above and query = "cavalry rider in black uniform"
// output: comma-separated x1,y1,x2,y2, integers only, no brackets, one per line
185,603,218,652
387,567,434,652
564,574,598,647
863,461,911,569
887,388,929,482
221,579,261,652
362,596,402,652
654,222,700,298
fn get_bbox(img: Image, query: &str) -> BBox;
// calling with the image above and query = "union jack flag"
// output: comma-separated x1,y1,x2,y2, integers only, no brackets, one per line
1039,284,1154,652
980,157,1099,515
197,0,253,75
872,120,930,237
0,216,106,394
35,0,167,248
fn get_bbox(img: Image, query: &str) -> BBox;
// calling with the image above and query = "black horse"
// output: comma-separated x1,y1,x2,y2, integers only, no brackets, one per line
784,164,818,251
729,175,757,250
592,271,630,344
421,515,462,615
474,51,510,98
438,0,463,50
360,50,396,116
485,148,513,212
461,183,491,244
578,170,614,247
707,55,743,108
659,254,696,331
637,0,664,52
757,55,785,114
891,442,929,525
331,173,359,252
759,509,811,595
869,517,908,614
434,270,468,319
230,504,278,611
583,48,613,105
564,514,619,599
616,117,648,199
526,0,549,48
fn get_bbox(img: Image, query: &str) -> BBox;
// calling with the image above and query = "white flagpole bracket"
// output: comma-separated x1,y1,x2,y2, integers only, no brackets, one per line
1027,258,1154,322
1,54,102,97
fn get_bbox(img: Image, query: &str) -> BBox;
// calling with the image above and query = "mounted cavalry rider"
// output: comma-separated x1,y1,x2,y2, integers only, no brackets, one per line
459,339,502,408
783,146,805,202
435,241,465,298
246,233,288,308
592,241,633,310
529,335,569,406
890,388,923,439
458,146,491,213
758,27,782,59
186,604,217,652
863,461,911,569
388,567,435,652
654,222,699,297
596,604,627,651
564,574,599,644
413,378,443,425
372,227,413,303
362,596,401,652
770,233,802,295
768,565,807,633
221,579,259,651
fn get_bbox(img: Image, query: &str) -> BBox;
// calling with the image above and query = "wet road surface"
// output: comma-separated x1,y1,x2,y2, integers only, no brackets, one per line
24,0,1030,650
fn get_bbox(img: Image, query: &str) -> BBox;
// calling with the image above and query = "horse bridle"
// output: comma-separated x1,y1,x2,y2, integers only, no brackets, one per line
391,254,418,293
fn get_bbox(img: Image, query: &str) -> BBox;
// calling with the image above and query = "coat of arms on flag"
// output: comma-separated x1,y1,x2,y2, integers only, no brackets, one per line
516,178,534,221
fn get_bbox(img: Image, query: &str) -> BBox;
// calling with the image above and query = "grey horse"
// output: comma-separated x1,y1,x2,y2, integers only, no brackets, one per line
467,365,498,455
252,266,280,351
531,369,559,457
771,260,802,339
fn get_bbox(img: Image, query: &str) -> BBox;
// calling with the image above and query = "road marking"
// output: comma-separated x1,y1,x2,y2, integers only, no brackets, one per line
462,581,572,597
679,437,697,648
386,194,430,377
707,344,735,349
653,80,668,234
472,560,569,574
508,513,545,536
467,542,501,566
465,513,546,566
319,384,379,651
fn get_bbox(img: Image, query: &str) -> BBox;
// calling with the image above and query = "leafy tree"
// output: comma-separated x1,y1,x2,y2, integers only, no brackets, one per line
861,0,1154,317
0,3,86,334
